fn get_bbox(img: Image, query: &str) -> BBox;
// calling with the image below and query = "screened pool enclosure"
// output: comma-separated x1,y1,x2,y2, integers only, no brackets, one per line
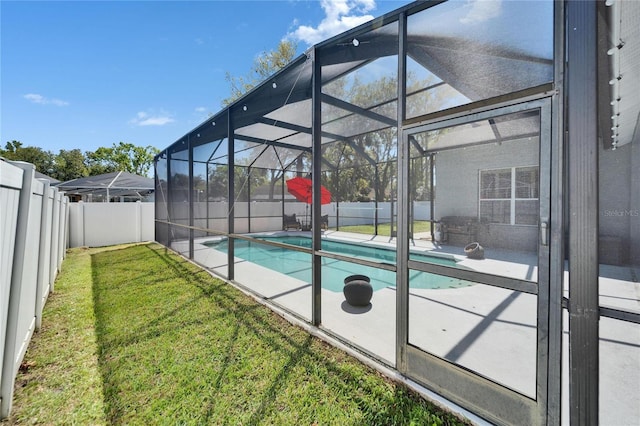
155,1,640,425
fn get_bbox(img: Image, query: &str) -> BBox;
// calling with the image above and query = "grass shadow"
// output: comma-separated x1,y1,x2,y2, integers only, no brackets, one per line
90,242,468,425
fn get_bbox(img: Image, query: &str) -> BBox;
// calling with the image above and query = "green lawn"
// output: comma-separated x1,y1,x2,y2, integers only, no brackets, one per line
336,220,432,237
3,243,467,425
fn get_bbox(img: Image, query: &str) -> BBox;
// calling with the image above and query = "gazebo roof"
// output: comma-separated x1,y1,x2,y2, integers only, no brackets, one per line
56,171,154,198
34,170,61,184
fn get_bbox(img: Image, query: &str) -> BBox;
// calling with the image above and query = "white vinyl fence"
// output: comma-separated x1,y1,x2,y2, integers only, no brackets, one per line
68,201,154,248
187,200,432,234
0,160,69,419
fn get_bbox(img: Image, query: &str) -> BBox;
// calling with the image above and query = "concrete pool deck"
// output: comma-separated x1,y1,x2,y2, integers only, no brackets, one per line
172,231,639,425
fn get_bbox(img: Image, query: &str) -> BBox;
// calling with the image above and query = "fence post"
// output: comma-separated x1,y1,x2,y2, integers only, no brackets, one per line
75,201,85,247
49,190,60,291
1,161,41,419
0,160,24,420
60,196,69,258
56,195,68,271
35,180,52,331
136,201,142,242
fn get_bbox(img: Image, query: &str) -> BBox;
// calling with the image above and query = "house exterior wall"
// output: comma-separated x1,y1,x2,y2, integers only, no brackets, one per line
431,133,637,259
599,134,640,266
599,142,632,264
631,135,640,265
435,137,539,251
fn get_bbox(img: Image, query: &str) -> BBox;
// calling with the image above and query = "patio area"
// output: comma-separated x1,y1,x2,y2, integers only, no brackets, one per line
172,230,639,425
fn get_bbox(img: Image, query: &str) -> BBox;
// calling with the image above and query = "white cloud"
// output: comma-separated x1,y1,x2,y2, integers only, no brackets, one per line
460,0,502,24
287,0,377,46
190,106,213,125
23,93,69,106
129,110,175,126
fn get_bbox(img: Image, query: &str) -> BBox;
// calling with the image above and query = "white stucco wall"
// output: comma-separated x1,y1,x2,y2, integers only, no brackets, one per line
631,133,640,265
434,137,539,251
435,137,539,218
599,135,640,265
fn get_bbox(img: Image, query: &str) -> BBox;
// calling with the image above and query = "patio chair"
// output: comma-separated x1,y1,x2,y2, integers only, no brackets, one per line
283,214,301,230
321,214,329,230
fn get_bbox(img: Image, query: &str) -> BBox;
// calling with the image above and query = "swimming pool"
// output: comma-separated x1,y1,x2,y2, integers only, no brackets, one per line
204,236,473,292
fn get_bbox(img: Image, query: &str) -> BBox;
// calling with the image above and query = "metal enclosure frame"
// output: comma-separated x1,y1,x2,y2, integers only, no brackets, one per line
153,1,640,424
566,1,599,424
399,98,555,425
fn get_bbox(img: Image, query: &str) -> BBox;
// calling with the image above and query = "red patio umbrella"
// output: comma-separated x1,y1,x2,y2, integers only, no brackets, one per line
285,177,331,205
286,177,331,228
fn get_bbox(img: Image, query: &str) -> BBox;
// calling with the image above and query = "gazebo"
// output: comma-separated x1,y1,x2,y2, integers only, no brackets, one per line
56,171,154,202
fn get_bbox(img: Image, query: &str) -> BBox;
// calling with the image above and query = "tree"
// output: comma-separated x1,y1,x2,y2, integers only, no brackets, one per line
258,146,307,201
220,39,300,201
85,147,117,176
222,40,297,106
53,149,88,181
320,70,444,203
205,164,267,202
3,140,159,179
318,74,398,202
1,140,56,176
86,142,159,176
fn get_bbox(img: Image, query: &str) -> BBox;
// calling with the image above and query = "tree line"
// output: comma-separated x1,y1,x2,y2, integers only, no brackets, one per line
0,140,159,181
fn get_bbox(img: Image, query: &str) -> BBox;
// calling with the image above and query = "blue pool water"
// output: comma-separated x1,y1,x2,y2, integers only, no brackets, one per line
205,236,473,292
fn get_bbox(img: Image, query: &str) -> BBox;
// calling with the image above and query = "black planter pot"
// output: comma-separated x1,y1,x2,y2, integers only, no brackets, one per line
343,275,373,306
344,274,371,284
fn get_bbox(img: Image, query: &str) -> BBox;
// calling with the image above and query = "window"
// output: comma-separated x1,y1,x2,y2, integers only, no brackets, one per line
480,166,539,225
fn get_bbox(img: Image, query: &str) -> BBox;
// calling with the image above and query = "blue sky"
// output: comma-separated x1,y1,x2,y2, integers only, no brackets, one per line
1,0,409,155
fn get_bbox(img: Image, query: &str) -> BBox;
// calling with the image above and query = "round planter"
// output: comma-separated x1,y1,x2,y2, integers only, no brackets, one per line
344,274,371,284
343,275,373,306
464,242,485,259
